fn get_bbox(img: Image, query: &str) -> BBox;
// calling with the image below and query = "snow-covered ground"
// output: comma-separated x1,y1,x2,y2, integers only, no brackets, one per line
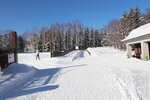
0,47,150,100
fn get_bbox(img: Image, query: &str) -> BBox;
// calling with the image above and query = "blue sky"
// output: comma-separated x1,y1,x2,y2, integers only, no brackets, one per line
0,0,150,35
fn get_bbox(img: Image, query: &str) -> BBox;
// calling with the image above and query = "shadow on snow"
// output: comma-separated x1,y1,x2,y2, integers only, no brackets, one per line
0,64,86,99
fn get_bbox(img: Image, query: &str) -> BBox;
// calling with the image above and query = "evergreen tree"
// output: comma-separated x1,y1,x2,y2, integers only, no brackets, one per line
84,28,90,49
90,29,95,47
60,30,65,51
95,30,101,47
128,7,142,30
38,37,42,52
144,9,150,24
17,36,25,52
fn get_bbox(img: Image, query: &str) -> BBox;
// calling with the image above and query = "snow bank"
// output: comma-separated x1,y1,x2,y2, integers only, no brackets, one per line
38,52,51,58
87,47,123,57
0,63,36,97
62,50,88,61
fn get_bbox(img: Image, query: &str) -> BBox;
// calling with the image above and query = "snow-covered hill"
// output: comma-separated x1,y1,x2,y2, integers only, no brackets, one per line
0,47,150,100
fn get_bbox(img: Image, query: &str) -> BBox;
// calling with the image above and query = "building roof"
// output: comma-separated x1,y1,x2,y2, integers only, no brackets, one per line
122,23,150,42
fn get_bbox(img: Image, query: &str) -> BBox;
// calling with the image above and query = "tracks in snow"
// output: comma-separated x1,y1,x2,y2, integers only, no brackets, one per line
114,75,141,100
88,48,142,100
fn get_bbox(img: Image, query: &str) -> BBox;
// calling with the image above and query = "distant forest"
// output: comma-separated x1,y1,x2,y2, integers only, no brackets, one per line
1,7,150,52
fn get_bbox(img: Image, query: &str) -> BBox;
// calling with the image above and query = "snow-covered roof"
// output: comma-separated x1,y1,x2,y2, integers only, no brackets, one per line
122,23,150,42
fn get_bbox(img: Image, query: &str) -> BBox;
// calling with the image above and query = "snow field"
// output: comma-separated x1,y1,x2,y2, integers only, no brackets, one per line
0,47,150,100
87,47,150,100
0,63,36,99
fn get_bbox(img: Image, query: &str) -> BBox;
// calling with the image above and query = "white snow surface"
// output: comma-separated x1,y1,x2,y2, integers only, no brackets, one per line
122,23,150,41
0,47,150,100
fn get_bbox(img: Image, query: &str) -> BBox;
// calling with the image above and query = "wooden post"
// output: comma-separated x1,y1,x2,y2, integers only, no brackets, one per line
11,31,17,62
11,31,17,49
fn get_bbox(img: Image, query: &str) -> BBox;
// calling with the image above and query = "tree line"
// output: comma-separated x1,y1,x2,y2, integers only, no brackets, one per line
20,21,102,52
101,8,150,49
1,8,150,52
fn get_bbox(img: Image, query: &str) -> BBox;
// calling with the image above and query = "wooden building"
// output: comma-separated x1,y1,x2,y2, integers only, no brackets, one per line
0,31,17,71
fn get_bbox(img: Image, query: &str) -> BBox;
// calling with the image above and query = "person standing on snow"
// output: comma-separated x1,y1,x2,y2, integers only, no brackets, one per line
36,49,40,60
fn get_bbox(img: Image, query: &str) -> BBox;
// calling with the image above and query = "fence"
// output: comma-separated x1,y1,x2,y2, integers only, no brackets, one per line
51,49,74,57
0,31,17,71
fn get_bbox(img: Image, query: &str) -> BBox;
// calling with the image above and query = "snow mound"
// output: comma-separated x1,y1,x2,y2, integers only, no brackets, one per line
64,50,81,57
63,50,89,61
87,47,123,57
25,52,50,59
38,52,50,59
0,63,36,97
